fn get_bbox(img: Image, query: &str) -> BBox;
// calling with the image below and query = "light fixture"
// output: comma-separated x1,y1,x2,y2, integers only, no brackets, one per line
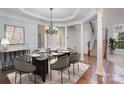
1,38,9,50
45,8,58,35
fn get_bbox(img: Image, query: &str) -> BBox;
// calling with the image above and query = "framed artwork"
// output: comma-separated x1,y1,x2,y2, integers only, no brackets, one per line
4,24,25,45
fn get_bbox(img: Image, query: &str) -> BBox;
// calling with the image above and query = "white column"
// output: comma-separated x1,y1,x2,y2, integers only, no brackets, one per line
64,26,67,49
80,23,84,60
45,32,47,49
96,9,103,76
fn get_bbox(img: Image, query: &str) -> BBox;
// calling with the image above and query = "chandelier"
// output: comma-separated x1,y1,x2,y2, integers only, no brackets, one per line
45,8,58,34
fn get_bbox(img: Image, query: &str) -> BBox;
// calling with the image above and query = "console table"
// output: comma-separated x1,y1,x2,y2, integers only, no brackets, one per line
0,48,28,71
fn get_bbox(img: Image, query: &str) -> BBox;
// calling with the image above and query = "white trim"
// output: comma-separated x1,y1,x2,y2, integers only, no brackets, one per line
20,8,80,22
0,10,42,24
0,8,97,27
80,23,84,60
65,9,97,26
83,8,97,22
45,32,47,49
65,20,82,26
64,26,67,49
96,9,104,76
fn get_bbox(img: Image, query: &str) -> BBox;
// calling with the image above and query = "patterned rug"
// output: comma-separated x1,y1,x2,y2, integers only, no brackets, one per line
7,62,90,84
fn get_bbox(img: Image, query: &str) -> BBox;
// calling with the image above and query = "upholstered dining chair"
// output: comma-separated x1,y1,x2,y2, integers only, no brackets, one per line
32,49,40,54
14,57,36,84
69,52,80,75
50,54,70,83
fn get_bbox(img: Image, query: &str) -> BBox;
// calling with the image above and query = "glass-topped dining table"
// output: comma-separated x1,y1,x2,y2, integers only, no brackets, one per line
29,50,71,82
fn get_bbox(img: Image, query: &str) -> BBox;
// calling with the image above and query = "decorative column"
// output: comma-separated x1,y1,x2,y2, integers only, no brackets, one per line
44,31,47,49
80,23,84,60
64,26,67,49
96,9,103,76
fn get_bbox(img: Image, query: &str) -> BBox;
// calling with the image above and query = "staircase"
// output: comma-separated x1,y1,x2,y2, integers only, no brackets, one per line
90,40,97,56
90,40,106,57
88,18,106,57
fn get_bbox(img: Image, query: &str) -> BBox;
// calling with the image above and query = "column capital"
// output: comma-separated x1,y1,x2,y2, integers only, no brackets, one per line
65,26,67,28
79,22,84,25
95,8,103,13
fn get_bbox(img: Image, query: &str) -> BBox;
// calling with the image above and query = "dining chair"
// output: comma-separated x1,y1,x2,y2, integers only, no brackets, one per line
69,52,80,75
50,54,70,83
14,57,36,84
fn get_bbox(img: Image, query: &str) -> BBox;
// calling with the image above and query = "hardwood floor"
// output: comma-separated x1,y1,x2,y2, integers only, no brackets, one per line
0,55,124,84
76,55,124,84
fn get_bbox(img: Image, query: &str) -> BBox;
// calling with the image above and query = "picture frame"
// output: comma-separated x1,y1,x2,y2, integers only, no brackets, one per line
4,24,25,45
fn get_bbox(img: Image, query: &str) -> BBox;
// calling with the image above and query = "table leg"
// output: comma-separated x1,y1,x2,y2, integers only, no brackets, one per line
3,53,7,71
20,72,21,84
35,74,36,84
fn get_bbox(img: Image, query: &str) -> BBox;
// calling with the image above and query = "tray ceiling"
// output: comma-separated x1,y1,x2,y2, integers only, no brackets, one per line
0,8,92,23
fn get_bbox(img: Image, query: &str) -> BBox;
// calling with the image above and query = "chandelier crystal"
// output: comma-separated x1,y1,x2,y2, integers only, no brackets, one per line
45,8,58,34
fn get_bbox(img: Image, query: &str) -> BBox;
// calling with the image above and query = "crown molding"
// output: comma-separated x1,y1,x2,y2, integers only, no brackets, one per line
0,10,44,24
0,8,96,27
20,8,80,22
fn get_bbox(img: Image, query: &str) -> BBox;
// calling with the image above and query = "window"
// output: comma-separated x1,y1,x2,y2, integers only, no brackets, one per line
118,32,124,49
113,32,124,49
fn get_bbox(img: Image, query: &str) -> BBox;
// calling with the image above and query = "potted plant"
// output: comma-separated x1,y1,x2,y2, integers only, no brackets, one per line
109,37,118,54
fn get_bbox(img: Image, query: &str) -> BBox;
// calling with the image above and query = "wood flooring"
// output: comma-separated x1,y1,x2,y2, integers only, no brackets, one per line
0,55,124,84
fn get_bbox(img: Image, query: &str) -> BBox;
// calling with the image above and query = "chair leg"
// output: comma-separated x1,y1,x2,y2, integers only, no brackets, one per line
28,73,30,78
50,70,52,81
59,70,61,75
15,72,17,84
77,62,79,71
34,74,36,84
68,67,70,80
20,72,21,84
60,69,63,84
73,63,75,75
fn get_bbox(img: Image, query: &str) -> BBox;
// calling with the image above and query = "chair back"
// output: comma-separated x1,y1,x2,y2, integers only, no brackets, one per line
46,48,51,53
56,54,69,69
69,52,80,63
14,57,35,72
14,57,27,70
14,56,28,64
32,49,40,54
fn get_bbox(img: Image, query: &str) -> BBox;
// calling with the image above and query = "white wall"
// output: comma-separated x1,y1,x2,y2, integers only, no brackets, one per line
0,15,38,48
67,24,81,52
83,22,92,54
0,15,38,69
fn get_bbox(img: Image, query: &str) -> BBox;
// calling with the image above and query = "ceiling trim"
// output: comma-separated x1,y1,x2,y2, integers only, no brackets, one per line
0,8,95,27
0,10,44,24
20,8,80,22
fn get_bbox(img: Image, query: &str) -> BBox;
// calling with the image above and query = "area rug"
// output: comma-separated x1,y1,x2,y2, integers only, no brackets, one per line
108,54,124,68
113,65,124,84
7,62,90,84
